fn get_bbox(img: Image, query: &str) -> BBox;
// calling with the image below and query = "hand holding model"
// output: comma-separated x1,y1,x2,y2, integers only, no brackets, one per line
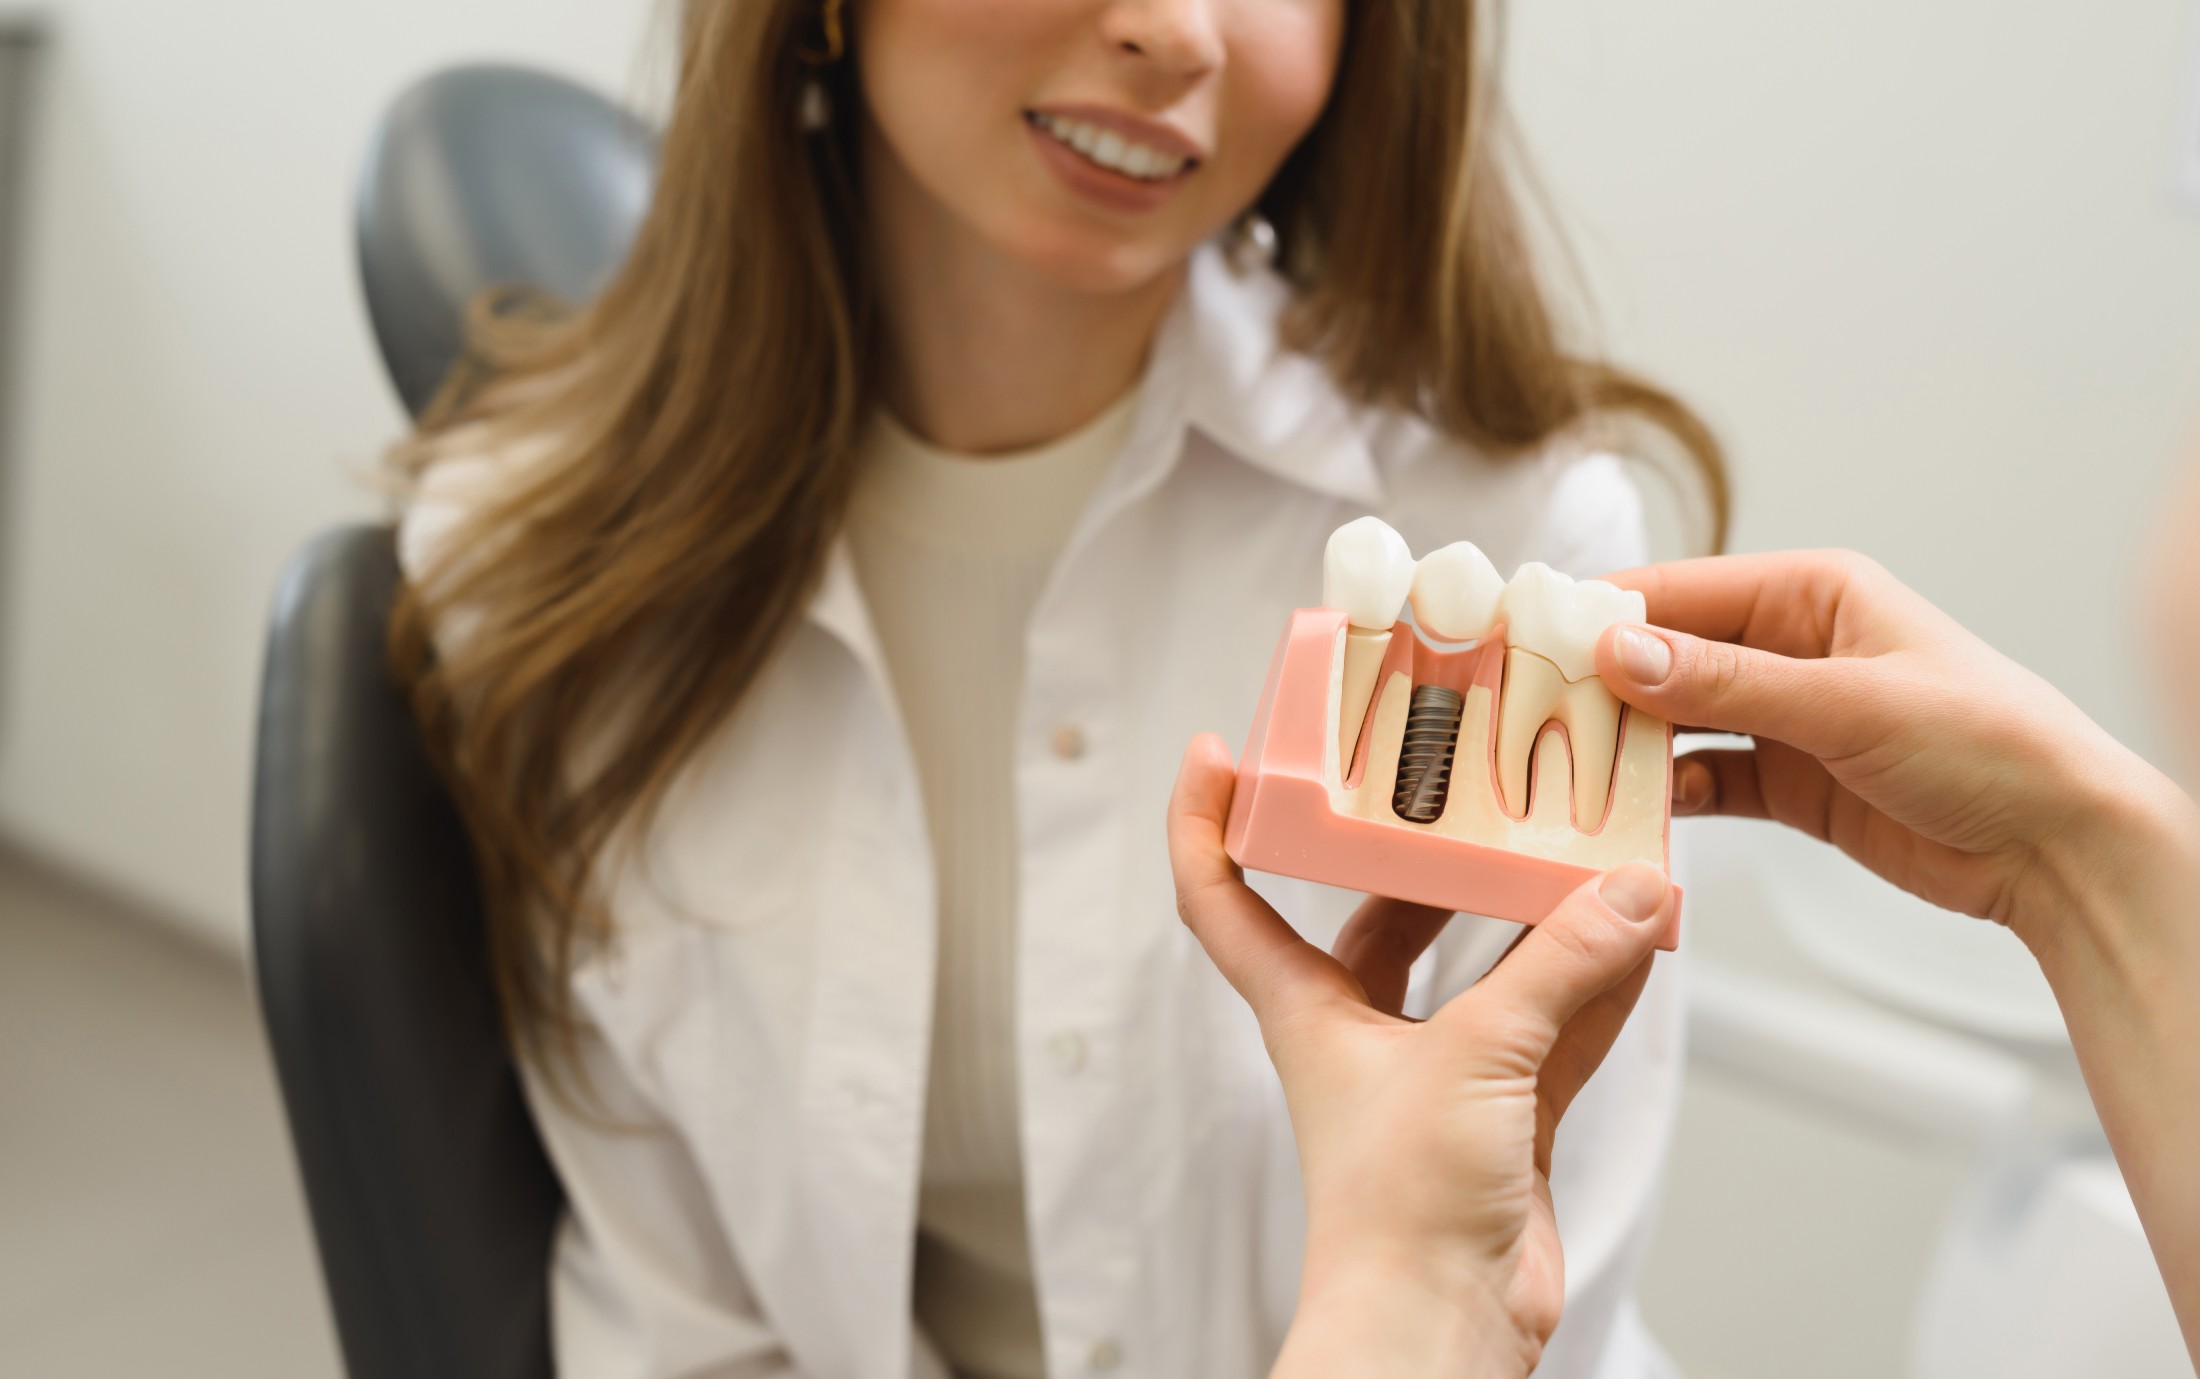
1186,540,2200,1373
1596,550,2193,939
1169,735,1676,1379
1593,549,2200,1362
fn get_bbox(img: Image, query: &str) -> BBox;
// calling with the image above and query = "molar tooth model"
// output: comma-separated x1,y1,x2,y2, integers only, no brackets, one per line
1224,519,1682,948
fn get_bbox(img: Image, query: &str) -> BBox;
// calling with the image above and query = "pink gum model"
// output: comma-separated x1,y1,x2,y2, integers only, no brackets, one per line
1223,607,1683,951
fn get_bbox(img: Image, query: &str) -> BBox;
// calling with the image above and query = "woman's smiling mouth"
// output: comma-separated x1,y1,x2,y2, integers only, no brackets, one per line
1028,112,1188,182
1025,109,1202,184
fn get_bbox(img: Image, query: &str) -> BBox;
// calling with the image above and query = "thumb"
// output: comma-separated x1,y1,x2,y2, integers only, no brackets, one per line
1167,734,1358,1027
1434,863,1671,1068
1598,622,1870,758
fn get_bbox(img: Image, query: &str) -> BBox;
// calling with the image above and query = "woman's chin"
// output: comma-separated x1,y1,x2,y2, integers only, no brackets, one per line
999,218,1194,298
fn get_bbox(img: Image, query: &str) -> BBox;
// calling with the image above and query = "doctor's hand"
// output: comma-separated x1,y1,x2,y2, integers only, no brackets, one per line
1592,549,2200,1364
1594,549,2192,949
1167,734,1673,1379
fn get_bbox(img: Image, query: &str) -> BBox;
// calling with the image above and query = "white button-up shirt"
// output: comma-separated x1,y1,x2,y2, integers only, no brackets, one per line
400,243,1684,1379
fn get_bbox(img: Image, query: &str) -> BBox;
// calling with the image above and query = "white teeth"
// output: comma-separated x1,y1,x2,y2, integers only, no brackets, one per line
1496,563,1645,683
1490,563,1642,829
1409,541,1505,643
1323,517,1415,631
1033,113,1189,182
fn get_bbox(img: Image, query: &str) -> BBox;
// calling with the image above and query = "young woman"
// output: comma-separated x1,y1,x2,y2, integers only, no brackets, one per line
391,0,1725,1375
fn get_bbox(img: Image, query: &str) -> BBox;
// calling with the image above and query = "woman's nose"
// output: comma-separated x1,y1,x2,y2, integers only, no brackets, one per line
1099,0,1223,81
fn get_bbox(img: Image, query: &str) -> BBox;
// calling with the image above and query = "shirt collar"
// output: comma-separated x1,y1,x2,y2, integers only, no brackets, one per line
805,531,879,680
1176,241,1387,510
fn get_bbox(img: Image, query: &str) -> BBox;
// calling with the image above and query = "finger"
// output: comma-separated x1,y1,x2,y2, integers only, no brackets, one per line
1599,622,1882,761
1599,550,1882,657
1672,748,1767,818
1167,734,1359,1025
1534,954,1655,1170
1688,741,1888,855
1671,753,1717,816
1331,896,1454,1017
1434,864,1673,1069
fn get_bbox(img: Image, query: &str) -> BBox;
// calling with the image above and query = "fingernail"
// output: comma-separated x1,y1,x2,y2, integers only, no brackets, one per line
1615,627,1673,686
1599,865,1669,924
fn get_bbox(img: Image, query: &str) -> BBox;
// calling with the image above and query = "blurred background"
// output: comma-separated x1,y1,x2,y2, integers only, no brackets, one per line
2,0,2197,1375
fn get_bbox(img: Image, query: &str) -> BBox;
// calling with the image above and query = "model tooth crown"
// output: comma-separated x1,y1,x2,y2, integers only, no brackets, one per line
1496,562,1646,682
1409,541,1507,642
1322,516,1416,630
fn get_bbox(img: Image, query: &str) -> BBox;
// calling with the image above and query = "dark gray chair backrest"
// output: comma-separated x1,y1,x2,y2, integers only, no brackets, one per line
252,527,562,1379
253,63,655,1379
356,62,656,417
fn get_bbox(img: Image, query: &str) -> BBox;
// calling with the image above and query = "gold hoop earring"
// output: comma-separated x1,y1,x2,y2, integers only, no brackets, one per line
796,0,847,66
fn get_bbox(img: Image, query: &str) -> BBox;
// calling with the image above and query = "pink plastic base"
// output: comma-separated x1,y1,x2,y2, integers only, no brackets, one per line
1223,608,1682,951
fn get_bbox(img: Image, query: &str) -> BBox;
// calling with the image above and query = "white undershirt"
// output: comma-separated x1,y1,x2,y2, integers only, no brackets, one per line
846,387,1139,1379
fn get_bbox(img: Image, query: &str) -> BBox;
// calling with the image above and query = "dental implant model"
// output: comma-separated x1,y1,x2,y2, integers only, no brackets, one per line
1224,519,1681,947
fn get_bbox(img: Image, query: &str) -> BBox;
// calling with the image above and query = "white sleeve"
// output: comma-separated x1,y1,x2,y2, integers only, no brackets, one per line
1522,451,1650,580
525,1021,804,1379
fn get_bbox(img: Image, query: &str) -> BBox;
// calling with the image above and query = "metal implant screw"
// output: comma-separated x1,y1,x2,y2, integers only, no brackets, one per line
1392,685,1465,824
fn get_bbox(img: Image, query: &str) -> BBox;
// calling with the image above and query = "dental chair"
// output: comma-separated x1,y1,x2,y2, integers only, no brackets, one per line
250,64,654,1379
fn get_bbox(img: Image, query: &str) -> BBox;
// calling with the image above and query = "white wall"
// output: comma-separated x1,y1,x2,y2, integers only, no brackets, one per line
1509,0,2200,757
0,0,662,946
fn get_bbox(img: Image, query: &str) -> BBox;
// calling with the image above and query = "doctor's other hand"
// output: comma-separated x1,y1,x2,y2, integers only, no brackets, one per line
1167,734,1672,1379
1595,549,2194,949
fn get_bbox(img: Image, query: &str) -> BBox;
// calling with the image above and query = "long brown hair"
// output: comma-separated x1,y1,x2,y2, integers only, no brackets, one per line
390,0,1727,1060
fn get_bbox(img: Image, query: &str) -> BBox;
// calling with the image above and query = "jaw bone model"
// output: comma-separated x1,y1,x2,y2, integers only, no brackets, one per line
1224,519,1682,948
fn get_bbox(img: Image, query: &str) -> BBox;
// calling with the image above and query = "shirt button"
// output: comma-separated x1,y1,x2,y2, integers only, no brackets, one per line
1046,1031,1087,1074
1051,724,1088,761
1088,1339,1121,1372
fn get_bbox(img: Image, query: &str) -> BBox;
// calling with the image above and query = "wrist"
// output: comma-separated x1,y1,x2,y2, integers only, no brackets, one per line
1278,1235,1527,1379
2020,736,2200,982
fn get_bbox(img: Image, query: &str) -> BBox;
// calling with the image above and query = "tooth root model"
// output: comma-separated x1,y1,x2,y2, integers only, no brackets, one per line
1494,651,1623,831
1224,526,1682,949
1323,517,1416,774
1492,563,1644,830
